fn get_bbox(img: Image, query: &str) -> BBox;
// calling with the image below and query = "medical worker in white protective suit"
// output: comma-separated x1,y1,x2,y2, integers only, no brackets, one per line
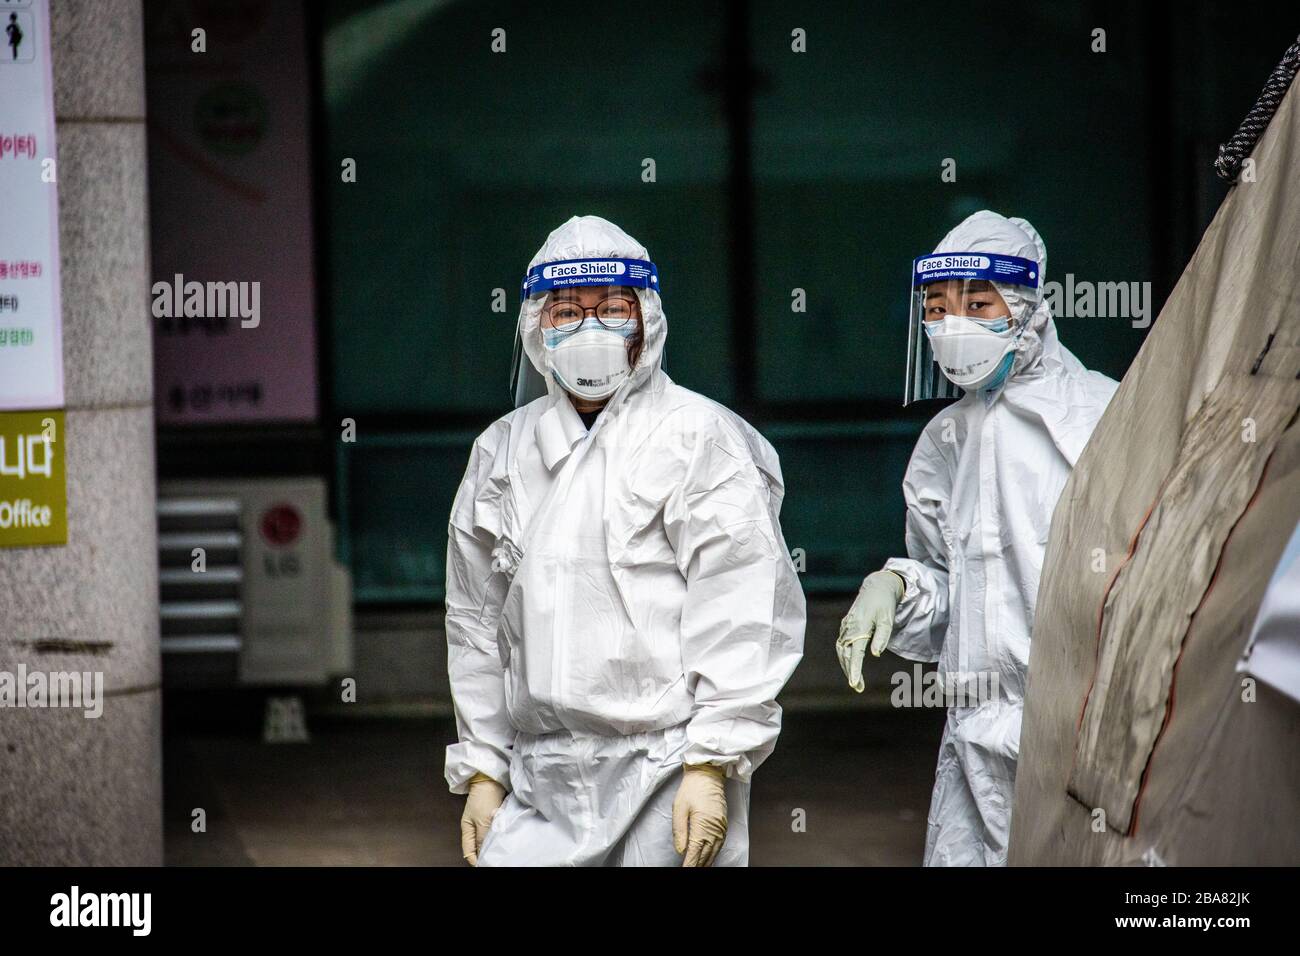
836,211,1117,866
445,215,805,867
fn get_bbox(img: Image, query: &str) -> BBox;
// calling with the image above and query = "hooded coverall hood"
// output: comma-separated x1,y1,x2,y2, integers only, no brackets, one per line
931,209,1060,385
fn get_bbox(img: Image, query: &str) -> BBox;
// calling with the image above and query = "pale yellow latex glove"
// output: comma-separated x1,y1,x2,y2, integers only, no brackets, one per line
836,570,906,691
460,772,506,866
672,764,729,867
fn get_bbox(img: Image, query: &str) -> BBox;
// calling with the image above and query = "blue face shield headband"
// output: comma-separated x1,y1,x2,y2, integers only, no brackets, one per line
911,252,1039,290
521,257,659,300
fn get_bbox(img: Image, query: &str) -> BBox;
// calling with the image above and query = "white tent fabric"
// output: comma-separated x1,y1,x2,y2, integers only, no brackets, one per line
1010,79,1300,865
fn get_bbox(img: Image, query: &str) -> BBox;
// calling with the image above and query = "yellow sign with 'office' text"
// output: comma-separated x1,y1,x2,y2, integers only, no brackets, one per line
0,410,67,548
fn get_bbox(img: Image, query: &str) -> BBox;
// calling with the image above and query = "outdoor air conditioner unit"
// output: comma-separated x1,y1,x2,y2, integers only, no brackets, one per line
158,477,352,688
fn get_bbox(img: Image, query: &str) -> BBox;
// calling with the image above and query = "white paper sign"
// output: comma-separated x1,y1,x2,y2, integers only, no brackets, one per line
0,0,63,410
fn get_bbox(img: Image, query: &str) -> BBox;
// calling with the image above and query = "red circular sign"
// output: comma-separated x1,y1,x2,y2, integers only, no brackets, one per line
260,504,302,547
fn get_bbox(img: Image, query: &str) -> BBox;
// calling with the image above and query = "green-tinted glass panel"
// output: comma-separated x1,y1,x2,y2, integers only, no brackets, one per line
766,423,919,593
750,1,1154,402
324,0,735,414
337,434,476,602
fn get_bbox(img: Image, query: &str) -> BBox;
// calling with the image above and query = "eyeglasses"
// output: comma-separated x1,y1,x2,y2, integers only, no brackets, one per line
543,295,638,333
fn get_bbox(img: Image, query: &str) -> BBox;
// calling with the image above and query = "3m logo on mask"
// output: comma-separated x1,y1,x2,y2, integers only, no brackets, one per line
942,359,993,377
577,375,613,388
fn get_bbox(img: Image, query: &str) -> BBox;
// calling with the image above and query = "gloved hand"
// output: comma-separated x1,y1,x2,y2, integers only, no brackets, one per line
672,764,729,867
836,569,906,691
460,772,506,866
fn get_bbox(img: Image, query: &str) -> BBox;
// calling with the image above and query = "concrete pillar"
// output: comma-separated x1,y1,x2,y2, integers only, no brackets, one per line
0,0,160,865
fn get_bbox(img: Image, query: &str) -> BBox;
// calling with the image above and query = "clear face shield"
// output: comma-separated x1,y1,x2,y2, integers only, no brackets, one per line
904,252,1040,405
510,257,659,407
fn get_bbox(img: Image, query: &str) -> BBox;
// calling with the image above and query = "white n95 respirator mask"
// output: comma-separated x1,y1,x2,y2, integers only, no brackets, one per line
543,318,637,401
923,315,1018,391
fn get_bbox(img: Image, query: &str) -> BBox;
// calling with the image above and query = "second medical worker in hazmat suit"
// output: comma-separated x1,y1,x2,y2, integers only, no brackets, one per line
445,215,806,867
836,211,1117,866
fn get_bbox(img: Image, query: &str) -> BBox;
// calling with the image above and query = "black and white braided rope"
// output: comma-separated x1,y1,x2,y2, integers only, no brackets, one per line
1215,34,1300,182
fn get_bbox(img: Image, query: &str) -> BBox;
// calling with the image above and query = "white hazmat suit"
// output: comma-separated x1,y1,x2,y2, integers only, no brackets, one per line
444,215,806,866
881,211,1117,865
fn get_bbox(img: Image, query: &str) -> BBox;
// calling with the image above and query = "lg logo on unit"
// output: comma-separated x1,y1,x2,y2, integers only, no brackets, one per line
260,502,303,578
